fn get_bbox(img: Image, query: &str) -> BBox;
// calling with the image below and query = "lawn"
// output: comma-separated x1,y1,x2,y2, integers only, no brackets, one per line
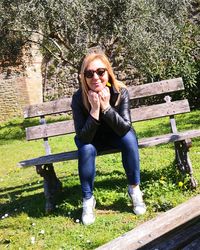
0,110,200,249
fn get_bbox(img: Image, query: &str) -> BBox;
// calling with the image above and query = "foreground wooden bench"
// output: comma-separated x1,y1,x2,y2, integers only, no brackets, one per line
18,77,200,210
96,194,200,250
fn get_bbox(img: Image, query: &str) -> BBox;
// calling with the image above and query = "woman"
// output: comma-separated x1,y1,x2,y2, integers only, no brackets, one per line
71,51,146,225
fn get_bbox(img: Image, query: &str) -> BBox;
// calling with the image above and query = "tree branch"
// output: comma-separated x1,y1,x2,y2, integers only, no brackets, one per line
25,39,76,68
7,28,77,68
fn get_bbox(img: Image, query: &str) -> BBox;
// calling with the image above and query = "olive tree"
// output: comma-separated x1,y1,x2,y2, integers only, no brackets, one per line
0,0,128,68
0,0,199,103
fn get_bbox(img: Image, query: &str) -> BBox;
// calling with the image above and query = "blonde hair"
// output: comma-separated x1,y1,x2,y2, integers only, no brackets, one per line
79,52,126,111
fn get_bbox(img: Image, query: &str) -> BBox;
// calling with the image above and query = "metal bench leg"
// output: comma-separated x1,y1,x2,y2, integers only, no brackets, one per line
36,164,62,213
174,140,198,188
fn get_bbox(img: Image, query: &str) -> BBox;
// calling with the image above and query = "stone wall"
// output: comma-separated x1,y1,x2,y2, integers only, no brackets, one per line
0,74,26,122
43,61,141,102
43,62,79,101
0,43,43,122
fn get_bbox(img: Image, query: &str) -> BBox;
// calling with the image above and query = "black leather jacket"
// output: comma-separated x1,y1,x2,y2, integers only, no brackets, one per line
71,86,132,144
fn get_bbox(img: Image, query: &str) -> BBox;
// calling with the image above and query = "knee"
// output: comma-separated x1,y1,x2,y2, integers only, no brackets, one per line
122,130,138,148
78,144,97,158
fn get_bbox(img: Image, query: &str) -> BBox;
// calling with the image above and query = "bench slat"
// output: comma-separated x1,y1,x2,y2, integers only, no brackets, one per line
128,77,184,99
23,78,184,118
19,129,200,167
131,99,190,122
26,120,75,140
25,100,190,141
139,129,200,147
96,196,200,250
23,98,72,118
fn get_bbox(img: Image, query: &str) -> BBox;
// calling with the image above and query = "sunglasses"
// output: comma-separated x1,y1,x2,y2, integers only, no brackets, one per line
84,68,107,78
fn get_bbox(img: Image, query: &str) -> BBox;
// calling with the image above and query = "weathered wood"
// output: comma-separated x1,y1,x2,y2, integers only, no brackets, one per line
25,100,190,141
139,129,200,147
23,97,72,118
128,77,184,99
170,116,178,133
19,151,78,167
131,99,190,122
19,129,200,167
26,120,75,140
182,238,200,250
40,117,52,155
96,195,200,250
140,216,200,250
23,78,184,119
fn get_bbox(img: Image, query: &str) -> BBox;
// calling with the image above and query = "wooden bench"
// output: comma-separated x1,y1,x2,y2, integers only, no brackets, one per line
96,195,200,250
18,77,200,211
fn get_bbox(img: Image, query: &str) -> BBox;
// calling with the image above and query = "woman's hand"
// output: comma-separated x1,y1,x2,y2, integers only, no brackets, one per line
88,90,100,120
98,86,110,112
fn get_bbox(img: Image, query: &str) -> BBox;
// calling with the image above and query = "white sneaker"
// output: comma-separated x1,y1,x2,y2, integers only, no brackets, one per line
82,196,96,225
128,186,146,215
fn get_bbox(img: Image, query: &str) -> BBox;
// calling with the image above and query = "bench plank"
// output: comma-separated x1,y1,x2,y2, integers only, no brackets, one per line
139,129,200,147
141,218,200,250
96,195,200,250
26,120,75,140
131,99,190,122
19,129,200,167
23,97,72,118
23,78,184,118
128,77,184,99
25,100,190,141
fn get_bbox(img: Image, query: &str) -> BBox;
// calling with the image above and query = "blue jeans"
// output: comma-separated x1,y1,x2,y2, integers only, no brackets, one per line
75,129,140,199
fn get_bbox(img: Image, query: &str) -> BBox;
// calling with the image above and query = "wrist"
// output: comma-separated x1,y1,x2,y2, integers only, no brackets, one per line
90,109,100,120
102,105,111,114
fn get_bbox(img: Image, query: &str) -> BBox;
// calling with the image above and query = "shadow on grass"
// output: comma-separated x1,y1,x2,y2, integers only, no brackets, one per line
0,119,38,141
0,162,180,220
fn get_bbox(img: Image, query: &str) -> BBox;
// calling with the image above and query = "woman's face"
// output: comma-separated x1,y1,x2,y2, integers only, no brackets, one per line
84,59,109,93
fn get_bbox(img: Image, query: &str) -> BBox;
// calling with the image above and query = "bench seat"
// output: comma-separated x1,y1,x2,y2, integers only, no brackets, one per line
19,129,200,167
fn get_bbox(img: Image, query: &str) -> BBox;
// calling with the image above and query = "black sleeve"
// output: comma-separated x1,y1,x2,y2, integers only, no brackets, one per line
71,91,100,143
101,88,131,136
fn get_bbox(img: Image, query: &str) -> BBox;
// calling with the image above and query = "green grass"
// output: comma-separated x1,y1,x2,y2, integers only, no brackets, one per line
0,110,200,249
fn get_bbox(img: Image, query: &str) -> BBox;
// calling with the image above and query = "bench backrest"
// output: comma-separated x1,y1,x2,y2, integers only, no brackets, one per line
24,78,190,142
